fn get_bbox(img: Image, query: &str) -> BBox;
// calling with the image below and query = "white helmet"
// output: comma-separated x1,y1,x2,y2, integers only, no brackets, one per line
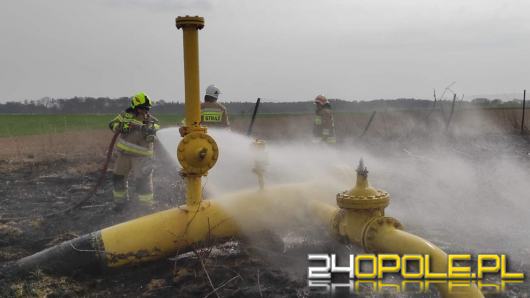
205,84,221,100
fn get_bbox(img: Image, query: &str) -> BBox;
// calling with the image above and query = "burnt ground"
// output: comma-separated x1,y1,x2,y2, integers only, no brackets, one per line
0,143,314,297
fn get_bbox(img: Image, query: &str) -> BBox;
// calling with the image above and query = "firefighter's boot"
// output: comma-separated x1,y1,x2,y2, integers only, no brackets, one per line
112,174,128,211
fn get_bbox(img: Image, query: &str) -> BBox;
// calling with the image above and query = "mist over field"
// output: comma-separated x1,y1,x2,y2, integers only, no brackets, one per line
158,111,530,266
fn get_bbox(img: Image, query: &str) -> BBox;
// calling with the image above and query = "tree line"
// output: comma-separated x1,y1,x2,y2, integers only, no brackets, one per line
0,96,523,115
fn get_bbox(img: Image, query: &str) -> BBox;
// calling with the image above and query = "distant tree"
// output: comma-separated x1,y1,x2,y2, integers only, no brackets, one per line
471,98,490,105
1,96,479,114
491,99,502,106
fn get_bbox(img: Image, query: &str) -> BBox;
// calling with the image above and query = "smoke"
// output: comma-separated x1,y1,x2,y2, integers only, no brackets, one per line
157,115,530,265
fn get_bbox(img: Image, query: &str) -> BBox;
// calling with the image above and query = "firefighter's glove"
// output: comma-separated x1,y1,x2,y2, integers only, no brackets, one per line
143,126,157,136
120,123,130,134
143,125,157,142
178,126,187,137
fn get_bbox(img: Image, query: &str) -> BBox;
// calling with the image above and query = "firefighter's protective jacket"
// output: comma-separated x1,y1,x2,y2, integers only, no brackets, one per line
200,101,230,127
313,104,336,143
108,108,160,157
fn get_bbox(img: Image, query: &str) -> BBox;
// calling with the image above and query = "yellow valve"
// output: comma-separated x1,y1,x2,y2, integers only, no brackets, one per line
177,132,218,176
252,139,266,150
329,161,483,297
336,159,389,210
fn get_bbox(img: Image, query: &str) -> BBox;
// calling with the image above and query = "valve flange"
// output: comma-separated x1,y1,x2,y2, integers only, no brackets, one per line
175,16,205,29
177,132,218,176
361,216,403,252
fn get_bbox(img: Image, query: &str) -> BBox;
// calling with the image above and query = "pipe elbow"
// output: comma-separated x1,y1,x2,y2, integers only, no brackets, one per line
362,217,484,298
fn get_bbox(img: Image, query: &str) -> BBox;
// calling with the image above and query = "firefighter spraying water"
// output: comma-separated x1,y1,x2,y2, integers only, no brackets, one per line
108,92,160,209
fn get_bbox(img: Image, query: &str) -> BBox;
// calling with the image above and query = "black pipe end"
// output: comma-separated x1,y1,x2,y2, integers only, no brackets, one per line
8,231,106,277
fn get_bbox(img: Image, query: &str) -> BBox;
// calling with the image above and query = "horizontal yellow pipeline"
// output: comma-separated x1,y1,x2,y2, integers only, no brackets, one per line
100,182,338,267
101,201,238,267
9,182,334,274
9,180,483,298
366,225,484,298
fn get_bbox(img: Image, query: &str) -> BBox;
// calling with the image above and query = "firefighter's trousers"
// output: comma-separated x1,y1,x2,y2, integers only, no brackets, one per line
112,152,154,206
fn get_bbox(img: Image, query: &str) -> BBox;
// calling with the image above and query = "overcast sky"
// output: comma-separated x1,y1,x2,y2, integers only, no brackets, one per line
1,0,529,102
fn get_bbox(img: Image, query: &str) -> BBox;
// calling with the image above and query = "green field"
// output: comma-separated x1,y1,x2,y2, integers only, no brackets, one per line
0,113,314,137
0,114,184,137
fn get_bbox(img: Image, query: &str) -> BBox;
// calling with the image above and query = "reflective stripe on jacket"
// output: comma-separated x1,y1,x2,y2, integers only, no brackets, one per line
202,108,224,123
314,115,322,126
109,109,159,157
200,101,230,127
116,138,154,157
109,112,144,132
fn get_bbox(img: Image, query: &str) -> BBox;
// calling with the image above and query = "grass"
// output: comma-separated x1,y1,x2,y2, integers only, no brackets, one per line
0,114,184,137
0,113,312,137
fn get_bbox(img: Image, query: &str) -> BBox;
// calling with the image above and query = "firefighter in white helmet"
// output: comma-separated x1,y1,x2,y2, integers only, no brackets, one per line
201,85,230,128
108,92,160,210
178,84,230,137
313,95,336,144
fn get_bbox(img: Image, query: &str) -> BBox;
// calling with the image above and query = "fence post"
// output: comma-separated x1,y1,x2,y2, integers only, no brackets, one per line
521,89,526,134
247,98,261,136
360,111,376,138
445,94,457,131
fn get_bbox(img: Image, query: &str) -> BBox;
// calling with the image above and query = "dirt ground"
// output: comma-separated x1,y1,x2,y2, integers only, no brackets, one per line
1,111,529,297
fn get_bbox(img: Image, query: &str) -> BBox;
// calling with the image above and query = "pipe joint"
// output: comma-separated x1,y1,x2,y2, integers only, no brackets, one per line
361,216,403,252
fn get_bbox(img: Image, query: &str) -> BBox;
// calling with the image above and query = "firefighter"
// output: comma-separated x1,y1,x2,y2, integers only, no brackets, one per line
201,84,230,128
108,92,160,210
313,95,336,144
178,84,229,137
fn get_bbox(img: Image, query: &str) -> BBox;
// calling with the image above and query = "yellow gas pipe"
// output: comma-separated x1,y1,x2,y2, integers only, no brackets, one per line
97,160,481,297
8,16,484,298
177,16,202,128
102,15,232,267
175,16,215,208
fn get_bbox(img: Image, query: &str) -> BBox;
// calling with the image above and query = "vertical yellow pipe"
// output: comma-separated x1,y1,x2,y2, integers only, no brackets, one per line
176,16,206,207
181,27,200,126
186,176,202,206
176,16,204,127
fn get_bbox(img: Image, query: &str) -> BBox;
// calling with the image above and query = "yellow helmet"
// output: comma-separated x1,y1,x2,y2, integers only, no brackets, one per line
131,92,152,110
